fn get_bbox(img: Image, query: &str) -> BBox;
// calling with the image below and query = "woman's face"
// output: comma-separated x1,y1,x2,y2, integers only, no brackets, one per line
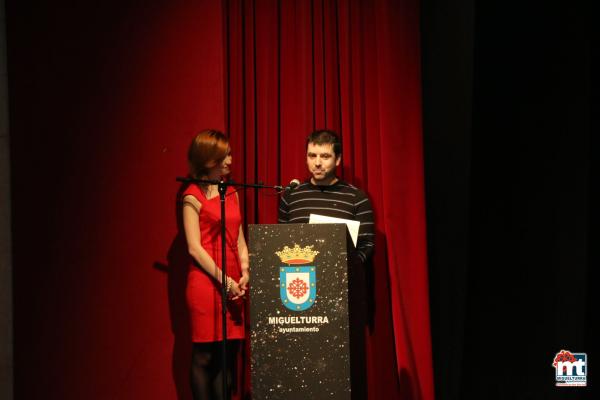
207,147,232,179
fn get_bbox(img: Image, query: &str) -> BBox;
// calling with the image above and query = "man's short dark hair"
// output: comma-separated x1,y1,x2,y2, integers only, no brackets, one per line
306,130,342,157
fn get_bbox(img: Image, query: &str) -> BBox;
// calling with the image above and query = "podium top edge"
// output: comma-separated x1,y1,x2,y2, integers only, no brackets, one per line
248,223,348,227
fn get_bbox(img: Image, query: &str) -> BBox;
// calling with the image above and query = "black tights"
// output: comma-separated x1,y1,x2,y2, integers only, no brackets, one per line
190,341,238,400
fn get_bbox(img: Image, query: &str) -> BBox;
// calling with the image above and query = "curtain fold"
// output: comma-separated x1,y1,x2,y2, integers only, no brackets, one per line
225,1,433,398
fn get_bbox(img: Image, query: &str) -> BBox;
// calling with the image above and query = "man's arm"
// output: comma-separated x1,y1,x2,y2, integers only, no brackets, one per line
353,192,375,265
278,193,290,223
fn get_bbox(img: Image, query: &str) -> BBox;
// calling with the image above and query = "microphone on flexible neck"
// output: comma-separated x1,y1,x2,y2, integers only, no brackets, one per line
284,179,300,191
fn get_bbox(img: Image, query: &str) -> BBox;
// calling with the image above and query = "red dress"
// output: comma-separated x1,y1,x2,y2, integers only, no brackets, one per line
183,184,245,342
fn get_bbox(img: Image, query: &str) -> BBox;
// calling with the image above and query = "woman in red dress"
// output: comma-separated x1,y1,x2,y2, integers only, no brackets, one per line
182,130,249,400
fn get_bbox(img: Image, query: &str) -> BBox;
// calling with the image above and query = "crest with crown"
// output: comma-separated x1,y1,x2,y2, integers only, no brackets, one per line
275,244,319,265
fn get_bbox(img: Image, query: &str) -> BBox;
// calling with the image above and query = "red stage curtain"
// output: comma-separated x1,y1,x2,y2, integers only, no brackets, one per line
224,1,433,399
8,0,430,398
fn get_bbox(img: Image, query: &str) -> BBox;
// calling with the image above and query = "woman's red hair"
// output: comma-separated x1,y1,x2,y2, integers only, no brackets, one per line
187,129,230,179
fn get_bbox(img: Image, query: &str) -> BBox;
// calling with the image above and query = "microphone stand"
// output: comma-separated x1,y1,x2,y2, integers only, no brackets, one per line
177,176,283,400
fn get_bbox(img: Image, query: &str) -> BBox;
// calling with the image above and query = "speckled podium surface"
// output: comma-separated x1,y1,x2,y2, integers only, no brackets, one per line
249,223,351,400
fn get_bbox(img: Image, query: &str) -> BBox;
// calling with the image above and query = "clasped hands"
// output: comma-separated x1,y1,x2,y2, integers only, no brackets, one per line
226,271,249,300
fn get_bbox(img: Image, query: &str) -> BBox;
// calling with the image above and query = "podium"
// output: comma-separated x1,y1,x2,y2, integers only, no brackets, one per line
248,223,357,400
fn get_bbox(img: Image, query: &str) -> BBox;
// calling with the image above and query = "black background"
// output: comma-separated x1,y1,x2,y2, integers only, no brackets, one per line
421,0,592,399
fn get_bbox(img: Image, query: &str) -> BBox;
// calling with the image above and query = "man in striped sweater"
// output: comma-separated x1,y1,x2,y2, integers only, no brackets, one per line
278,129,375,268
279,129,373,398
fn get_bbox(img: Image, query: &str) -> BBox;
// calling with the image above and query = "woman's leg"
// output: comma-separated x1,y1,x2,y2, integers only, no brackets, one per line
211,340,240,400
190,342,215,400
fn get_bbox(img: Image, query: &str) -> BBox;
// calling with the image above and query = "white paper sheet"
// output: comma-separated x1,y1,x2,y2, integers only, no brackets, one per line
308,213,360,248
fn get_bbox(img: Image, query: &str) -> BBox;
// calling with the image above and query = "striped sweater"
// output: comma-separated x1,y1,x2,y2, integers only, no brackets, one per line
278,180,375,265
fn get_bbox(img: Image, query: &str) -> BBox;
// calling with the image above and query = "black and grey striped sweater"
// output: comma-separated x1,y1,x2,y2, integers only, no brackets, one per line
278,180,375,265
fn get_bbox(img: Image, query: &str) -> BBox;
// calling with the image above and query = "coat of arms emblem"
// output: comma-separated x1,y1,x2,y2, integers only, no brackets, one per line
275,244,319,311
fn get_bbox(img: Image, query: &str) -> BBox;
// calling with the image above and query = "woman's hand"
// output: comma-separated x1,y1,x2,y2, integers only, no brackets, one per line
228,278,245,300
238,270,250,292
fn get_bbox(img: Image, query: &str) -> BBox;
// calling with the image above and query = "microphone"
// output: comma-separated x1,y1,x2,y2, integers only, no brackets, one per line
283,179,300,191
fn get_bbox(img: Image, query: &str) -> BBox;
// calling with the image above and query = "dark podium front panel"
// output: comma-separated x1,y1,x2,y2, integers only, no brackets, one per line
249,223,350,400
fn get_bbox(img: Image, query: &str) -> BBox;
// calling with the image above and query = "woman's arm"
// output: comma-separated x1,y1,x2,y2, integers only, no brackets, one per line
182,194,244,297
236,192,250,291
237,225,250,290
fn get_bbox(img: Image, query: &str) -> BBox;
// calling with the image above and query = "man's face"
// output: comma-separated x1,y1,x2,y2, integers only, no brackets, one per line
306,142,341,184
